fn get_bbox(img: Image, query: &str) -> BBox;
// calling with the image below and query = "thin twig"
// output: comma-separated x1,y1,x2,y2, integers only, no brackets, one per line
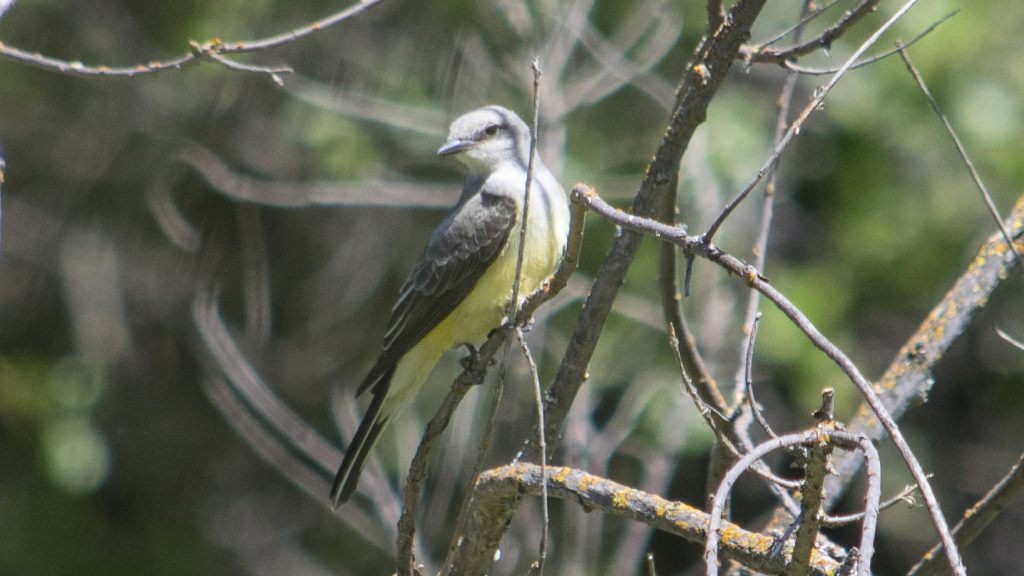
733,0,811,407
440,185,586,574
744,313,778,439
825,193,1024,507
670,324,804,497
831,431,882,575
897,45,1022,267
821,483,919,527
704,429,879,576
512,75,551,567
744,0,883,64
908,451,1024,576
752,0,842,51
577,185,967,575
0,0,385,79
782,11,958,76
515,328,549,575
996,328,1024,351
668,325,732,452
510,59,544,325
703,0,926,244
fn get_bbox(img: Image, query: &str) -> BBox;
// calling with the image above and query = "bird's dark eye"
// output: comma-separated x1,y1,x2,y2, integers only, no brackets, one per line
484,124,500,136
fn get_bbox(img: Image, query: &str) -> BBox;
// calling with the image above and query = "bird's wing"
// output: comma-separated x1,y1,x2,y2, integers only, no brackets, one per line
357,190,517,395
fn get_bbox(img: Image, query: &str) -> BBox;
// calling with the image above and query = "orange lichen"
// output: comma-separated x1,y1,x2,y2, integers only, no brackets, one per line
693,63,710,82
553,467,571,484
612,488,631,509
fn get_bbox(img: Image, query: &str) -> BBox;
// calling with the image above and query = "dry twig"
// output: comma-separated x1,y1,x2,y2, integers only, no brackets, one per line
0,0,386,80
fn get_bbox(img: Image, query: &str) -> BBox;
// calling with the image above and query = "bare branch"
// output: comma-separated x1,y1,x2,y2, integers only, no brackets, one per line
752,0,843,51
744,313,778,440
0,0,386,79
510,59,544,326
821,483,919,528
704,0,926,243
908,451,1024,576
538,0,771,464
789,402,834,576
576,185,967,575
467,463,841,576
744,0,883,65
782,11,958,76
827,193,1024,505
733,0,811,405
705,429,879,576
897,45,1021,267
996,328,1024,351
515,328,549,574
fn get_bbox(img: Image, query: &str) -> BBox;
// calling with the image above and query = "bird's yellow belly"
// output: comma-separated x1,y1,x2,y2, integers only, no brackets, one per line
382,200,565,420
438,221,559,347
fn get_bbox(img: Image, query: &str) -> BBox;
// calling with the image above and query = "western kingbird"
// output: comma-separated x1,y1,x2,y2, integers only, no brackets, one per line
330,105,570,507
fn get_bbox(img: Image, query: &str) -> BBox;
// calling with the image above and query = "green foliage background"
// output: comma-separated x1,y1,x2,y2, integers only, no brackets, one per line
0,1,1021,574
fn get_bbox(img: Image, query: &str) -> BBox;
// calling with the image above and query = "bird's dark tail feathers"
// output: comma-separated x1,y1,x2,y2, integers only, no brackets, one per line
330,369,393,508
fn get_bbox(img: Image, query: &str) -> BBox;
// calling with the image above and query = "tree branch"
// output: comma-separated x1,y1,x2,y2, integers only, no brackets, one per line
743,0,882,65
826,192,1024,506
0,0,385,79
466,463,841,576
576,185,967,574
908,451,1024,576
704,429,878,576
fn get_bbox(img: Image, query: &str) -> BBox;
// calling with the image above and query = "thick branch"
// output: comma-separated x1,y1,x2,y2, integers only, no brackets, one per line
446,4,771,569
788,435,831,576
462,464,840,576
539,0,768,460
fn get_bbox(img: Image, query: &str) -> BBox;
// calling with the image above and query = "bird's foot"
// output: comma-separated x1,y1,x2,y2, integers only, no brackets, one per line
460,344,488,385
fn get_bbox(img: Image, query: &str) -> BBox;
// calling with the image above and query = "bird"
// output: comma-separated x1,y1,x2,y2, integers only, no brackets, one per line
330,105,570,508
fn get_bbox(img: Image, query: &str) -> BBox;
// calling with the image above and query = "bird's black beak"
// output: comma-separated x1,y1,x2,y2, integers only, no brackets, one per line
437,138,473,156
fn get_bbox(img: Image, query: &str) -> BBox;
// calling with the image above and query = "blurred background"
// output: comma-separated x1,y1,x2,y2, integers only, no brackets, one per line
0,0,1022,574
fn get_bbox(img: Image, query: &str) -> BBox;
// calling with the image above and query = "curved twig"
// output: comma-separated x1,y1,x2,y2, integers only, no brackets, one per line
577,185,967,575
705,429,879,576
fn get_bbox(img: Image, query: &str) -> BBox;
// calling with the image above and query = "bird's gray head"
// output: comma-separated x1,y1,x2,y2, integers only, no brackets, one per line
437,105,531,173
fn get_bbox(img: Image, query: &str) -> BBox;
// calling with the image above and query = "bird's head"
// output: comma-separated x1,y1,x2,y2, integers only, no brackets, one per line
438,105,531,174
